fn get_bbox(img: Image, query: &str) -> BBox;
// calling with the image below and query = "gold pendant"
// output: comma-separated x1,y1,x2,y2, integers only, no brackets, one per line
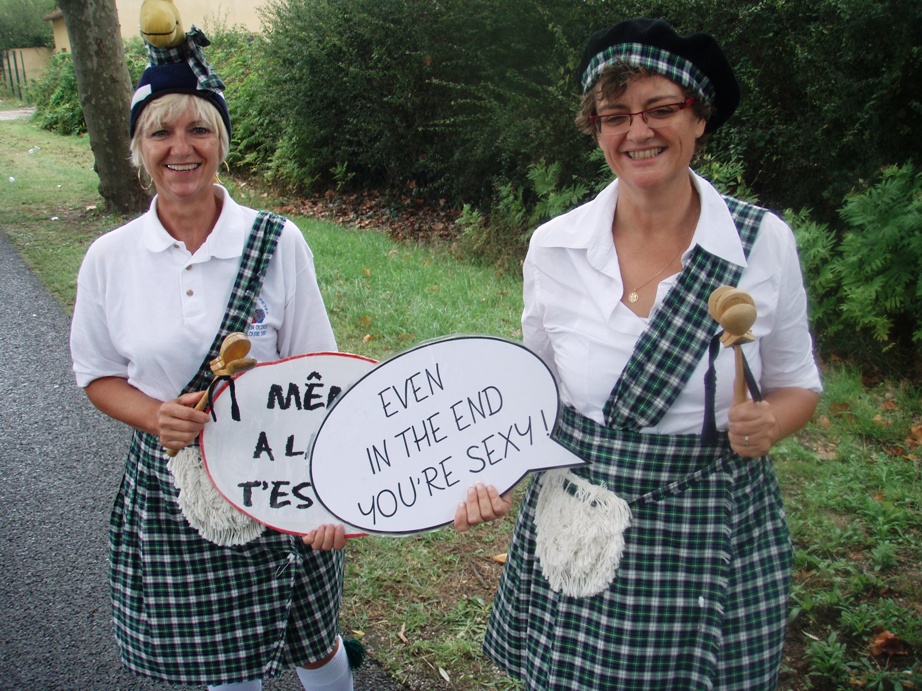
628,291,639,303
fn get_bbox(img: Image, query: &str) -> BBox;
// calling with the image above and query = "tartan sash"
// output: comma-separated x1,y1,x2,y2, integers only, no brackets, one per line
182,210,285,395
602,198,766,430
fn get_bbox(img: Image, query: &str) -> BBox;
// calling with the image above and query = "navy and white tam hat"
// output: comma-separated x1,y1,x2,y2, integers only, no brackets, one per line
129,26,231,139
577,18,740,133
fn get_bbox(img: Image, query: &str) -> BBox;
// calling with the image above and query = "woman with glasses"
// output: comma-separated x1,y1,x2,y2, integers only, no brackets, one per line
457,18,821,689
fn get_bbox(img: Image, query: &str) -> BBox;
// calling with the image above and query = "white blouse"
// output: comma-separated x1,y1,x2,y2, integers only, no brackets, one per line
523,172,822,434
70,186,336,403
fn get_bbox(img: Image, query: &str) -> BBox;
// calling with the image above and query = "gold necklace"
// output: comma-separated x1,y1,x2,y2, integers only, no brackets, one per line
623,193,699,304
626,243,686,304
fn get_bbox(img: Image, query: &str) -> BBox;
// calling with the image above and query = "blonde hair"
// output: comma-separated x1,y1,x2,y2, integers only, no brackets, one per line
129,93,229,169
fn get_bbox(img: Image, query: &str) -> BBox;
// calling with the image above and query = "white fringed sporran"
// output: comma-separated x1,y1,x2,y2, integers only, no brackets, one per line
167,446,265,546
534,468,632,598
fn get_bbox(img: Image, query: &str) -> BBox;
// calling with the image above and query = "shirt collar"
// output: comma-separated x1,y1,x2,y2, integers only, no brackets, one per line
531,170,748,268
141,185,244,260
689,172,748,267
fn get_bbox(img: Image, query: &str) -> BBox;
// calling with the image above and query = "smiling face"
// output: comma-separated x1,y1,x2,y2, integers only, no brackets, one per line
594,74,706,197
133,94,226,206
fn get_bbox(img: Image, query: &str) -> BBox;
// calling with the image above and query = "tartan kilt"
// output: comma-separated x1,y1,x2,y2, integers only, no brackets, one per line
483,406,792,690
108,430,344,685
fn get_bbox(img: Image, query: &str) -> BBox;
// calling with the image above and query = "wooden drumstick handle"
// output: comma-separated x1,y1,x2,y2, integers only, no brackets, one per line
709,286,757,407
733,345,749,406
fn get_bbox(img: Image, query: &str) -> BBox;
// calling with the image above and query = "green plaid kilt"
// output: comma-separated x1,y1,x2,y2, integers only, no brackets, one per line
107,210,343,685
109,419,344,685
484,408,791,690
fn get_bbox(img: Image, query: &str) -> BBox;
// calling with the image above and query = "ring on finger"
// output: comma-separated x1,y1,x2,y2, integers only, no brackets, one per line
743,435,750,447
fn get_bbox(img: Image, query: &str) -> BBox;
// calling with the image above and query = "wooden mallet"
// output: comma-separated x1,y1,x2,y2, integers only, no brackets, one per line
707,286,757,405
166,332,257,457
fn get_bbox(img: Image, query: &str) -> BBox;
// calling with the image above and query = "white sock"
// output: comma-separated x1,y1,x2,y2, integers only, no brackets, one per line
295,636,353,691
208,681,262,691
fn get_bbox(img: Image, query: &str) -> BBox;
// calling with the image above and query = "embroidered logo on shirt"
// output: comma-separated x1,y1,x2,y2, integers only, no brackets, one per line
247,297,269,339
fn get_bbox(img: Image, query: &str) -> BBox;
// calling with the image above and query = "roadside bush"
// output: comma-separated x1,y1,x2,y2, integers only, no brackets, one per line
29,0,922,229
833,164,922,351
256,0,444,193
206,28,286,179
420,0,601,206
29,39,147,135
715,0,922,220
0,0,55,50
788,208,839,342
255,0,603,203
28,53,84,134
455,157,603,269
793,163,922,369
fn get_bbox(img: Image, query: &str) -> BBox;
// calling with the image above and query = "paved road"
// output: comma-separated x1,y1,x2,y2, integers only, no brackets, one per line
0,106,35,121
0,229,404,690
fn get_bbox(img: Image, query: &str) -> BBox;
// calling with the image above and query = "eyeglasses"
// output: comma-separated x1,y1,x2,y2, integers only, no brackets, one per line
589,98,695,135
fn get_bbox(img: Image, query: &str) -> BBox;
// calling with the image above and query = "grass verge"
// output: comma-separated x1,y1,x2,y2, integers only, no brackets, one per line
2,117,921,690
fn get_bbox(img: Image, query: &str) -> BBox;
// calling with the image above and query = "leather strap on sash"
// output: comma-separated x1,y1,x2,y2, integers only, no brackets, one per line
700,332,763,444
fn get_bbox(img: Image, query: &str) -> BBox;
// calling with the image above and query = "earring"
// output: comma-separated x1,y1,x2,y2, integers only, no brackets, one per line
137,168,152,192
214,160,230,185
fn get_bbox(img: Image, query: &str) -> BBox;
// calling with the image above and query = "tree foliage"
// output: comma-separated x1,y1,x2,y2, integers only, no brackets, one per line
30,39,147,135
230,0,921,224
833,165,922,348
793,163,922,368
24,0,922,366
30,0,922,223
0,0,55,50
249,0,603,203
28,52,85,133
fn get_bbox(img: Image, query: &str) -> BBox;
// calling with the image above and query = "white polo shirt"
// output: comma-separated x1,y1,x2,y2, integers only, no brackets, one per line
71,186,336,403
523,171,822,434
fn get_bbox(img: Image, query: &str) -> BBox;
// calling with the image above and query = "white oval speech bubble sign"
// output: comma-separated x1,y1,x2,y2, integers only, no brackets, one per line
200,352,376,536
309,336,586,534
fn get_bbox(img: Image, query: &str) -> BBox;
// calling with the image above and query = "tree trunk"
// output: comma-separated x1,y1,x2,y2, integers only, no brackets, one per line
57,0,149,215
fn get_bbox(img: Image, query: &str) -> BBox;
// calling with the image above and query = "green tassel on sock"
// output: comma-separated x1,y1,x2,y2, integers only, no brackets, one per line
342,637,366,670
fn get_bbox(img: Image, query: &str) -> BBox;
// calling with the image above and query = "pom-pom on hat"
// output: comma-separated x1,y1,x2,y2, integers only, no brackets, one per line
577,18,740,133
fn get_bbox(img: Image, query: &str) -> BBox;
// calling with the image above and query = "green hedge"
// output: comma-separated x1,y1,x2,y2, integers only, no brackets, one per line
29,38,147,135
29,1,922,221
25,1,922,368
793,163,922,367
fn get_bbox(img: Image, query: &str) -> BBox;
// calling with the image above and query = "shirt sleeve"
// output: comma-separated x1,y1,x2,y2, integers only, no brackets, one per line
752,213,823,394
70,246,130,388
273,220,337,358
521,247,559,383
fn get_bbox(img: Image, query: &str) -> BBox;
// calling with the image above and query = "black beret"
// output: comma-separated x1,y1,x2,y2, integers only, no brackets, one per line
577,18,740,133
129,61,231,139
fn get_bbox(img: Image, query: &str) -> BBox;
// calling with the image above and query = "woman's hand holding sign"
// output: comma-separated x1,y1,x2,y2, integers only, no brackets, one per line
453,483,513,532
302,523,347,551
